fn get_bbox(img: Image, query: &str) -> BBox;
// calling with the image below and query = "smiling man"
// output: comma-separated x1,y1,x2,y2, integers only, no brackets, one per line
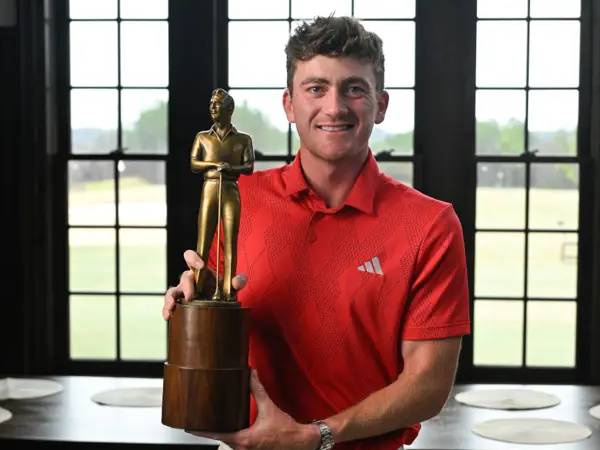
163,16,470,450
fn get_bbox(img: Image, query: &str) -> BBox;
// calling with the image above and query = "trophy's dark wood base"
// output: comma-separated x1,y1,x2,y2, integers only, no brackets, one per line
162,302,250,432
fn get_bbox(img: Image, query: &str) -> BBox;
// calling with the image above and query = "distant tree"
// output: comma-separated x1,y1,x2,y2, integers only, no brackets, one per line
233,101,287,154
124,100,168,154
477,119,524,155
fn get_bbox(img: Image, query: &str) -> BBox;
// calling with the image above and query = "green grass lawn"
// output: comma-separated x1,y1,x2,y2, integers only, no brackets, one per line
68,182,580,367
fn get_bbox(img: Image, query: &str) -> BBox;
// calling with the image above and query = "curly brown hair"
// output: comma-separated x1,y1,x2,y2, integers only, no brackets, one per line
285,16,385,92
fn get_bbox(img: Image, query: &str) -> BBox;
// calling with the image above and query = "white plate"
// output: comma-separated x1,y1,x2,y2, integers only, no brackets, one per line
0,407,12,425
590,404,600,420
0,378,63,400
91,387,162,407
473,418,592,444
455,388,560,410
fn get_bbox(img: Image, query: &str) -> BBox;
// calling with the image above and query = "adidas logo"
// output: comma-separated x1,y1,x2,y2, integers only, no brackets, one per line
357,256,383,275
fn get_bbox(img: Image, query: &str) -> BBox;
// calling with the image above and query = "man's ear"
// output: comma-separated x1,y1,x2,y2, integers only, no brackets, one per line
282,88,296,123
374,90,390,125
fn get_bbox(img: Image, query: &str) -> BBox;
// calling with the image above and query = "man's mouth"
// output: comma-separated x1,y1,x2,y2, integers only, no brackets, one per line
317,124,354,132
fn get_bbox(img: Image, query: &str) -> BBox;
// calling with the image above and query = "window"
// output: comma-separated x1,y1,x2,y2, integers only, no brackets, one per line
51,0,598,381
473,0,581,369
67,0,169,362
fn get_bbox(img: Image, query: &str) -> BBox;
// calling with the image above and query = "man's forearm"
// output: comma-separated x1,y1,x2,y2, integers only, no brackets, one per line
324,337,461,445
325,369,448,443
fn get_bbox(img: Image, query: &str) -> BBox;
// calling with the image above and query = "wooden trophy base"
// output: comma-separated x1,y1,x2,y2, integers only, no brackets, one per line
162,301,250,432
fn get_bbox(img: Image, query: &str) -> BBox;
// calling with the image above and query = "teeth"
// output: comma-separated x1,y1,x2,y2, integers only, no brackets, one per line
319,125,352,131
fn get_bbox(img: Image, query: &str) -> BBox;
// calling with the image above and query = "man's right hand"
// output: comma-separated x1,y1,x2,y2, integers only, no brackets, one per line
162,250,248,320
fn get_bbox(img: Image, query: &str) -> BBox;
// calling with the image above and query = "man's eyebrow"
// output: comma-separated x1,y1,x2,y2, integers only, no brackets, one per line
343,76,371,86
300,77,330,86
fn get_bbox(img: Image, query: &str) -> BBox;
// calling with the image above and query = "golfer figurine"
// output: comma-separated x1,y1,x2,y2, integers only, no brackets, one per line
190,88,254,302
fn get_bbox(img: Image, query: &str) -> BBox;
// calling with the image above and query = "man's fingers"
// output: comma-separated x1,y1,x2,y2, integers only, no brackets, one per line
250,369,274,414
163,286,182,320
180,270,196,301
232,274,248,291
183,249,205,271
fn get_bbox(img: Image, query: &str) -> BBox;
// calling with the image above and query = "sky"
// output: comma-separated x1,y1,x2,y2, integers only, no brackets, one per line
69,0,582,134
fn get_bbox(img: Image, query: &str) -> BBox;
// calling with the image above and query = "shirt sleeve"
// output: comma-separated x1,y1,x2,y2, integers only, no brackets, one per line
401,205,471,340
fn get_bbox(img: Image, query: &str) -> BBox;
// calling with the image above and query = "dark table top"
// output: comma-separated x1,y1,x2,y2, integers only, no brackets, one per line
0,376,599,449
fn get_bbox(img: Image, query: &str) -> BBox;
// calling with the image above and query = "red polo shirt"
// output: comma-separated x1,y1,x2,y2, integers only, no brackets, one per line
223,151,470,449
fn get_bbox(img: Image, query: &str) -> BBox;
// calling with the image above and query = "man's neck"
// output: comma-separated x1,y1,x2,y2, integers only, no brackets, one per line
214,122,231,139
299,148,368,209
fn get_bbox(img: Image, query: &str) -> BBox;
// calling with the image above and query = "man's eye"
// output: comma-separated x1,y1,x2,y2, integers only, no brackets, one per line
308,86,323,94
347,86,366,95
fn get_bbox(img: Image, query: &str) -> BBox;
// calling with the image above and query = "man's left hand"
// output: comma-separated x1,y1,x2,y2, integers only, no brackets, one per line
191,370,321,450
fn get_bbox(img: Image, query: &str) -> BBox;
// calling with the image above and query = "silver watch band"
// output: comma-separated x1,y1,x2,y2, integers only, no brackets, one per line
313,420,335,450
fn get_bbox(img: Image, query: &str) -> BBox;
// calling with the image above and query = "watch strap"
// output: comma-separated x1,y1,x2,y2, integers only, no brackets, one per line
313,420,335,450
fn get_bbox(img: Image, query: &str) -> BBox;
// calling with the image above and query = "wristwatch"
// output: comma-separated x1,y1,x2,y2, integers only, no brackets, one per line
313,420,335,450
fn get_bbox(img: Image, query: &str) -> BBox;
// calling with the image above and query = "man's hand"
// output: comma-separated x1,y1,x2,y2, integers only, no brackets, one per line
192,370,321,450
162,250,248,320
216,162,232,172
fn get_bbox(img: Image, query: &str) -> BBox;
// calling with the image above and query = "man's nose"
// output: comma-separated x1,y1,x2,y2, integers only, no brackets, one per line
322,89,349,117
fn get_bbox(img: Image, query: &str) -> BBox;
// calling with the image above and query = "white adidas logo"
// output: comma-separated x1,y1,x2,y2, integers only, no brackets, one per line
357,256,384,275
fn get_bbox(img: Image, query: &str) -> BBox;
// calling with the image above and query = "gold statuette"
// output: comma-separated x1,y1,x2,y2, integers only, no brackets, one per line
190,88,254,302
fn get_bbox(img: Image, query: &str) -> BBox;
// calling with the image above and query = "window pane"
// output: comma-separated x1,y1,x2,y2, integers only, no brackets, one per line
71,89,118,154
69,228,116,292
477,0,527,18
526,301,576,367
476,90,525,155
120,0,168,19
69,161,115,225
354,0,415,18
361,21,414,87
119,229,166,292
475,232,524,297
371,89,414,155
291,125,300,155
120,296,166,360
529,163,579,229
228,89,289,155
70,22,118,87
474,300,523,366
529,21,580,88
476,163,525,229
530,0,581,18
229,0,289,19
528,232,578,298
476,21,527,87
70,295,116,359
120,22,169,87
528,90,578,155
378,162,413,187
119,161,166,226
291,0,351,19
70,0,117,19
255,161,287,172
121,89,168,154
229,21,288,87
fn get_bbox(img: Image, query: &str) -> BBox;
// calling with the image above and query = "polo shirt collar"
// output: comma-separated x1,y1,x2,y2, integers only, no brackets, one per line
208,123,237,142
282,150,381,215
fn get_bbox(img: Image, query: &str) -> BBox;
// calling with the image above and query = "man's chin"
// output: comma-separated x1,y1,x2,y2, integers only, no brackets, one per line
303,146,366,163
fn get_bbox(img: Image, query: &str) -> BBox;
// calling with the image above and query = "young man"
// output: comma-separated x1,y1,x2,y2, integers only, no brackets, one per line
163,16,470,450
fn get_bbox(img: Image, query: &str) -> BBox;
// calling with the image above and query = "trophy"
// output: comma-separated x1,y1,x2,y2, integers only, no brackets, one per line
162,89,255,432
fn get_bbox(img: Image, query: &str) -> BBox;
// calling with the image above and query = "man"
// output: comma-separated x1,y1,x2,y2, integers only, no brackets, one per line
190,88,254,300
163,16,470,450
